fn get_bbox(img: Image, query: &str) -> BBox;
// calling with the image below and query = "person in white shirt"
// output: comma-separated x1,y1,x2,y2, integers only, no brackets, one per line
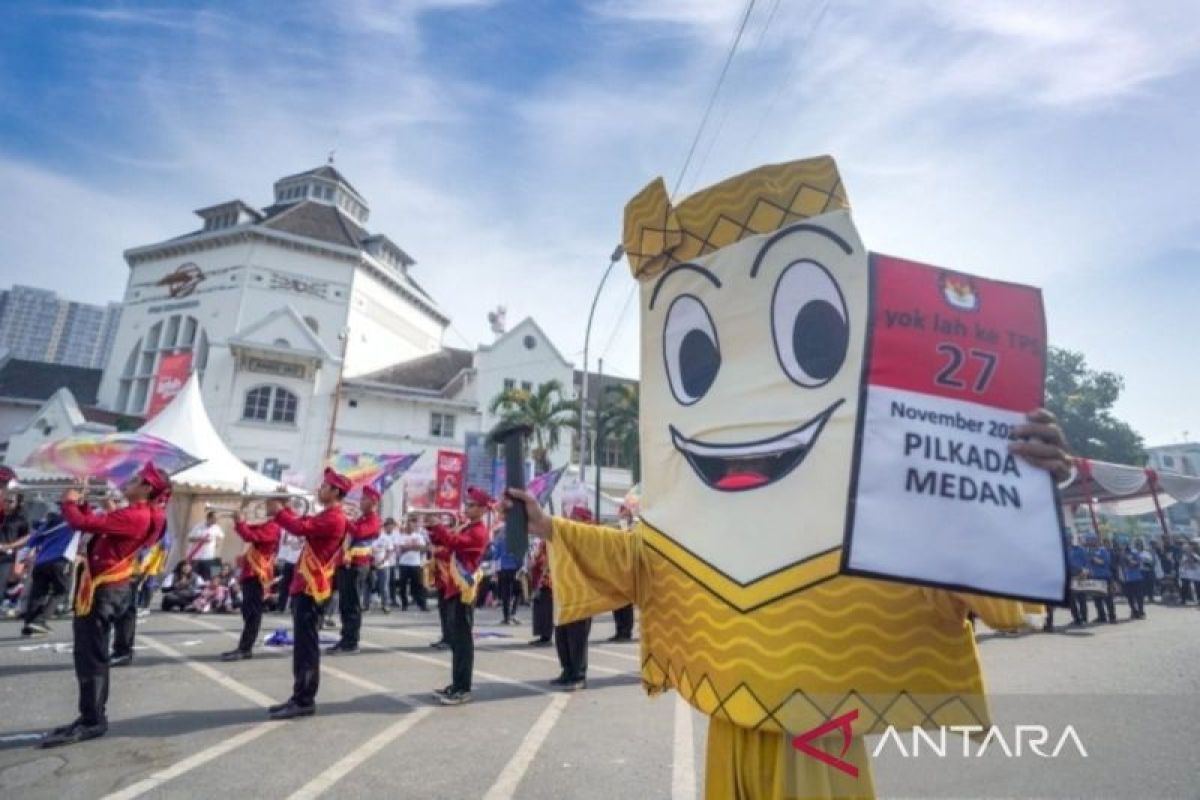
186,512,225,580
367,519,399,613
395,516,429,611
274,531,304,613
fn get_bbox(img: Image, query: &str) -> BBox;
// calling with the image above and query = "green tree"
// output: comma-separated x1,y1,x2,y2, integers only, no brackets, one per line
1045,347,1145,464
488,380,576,474
599,383,641,483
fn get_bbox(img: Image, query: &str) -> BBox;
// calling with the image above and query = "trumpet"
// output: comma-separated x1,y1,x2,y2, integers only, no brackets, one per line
205,493,311,520
12,480,118,503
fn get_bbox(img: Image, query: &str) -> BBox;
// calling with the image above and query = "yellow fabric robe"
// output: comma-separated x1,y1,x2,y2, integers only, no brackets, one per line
550,519,1025,799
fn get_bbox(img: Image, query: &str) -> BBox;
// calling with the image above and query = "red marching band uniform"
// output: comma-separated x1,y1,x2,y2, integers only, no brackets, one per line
427,486,492,703
41,462,170,748
331,484,381,652
223,513,282,660
268,467,350,718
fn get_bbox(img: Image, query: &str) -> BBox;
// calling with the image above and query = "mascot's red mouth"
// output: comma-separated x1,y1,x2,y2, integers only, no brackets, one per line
669,400,843,493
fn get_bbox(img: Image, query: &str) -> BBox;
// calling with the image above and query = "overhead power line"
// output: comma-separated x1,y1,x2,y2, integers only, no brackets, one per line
671,0,759,199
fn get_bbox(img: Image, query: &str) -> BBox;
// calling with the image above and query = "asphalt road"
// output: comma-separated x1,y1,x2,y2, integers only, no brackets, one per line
0,599,1196,799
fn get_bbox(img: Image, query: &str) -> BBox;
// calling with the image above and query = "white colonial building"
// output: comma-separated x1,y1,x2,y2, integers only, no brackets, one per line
78,163,634,513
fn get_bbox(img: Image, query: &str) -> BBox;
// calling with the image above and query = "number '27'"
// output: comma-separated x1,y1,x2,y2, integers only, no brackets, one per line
935,345,998,393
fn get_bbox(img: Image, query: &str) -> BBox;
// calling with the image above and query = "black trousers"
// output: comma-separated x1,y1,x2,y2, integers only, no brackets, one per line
447,596,475,692
398,565,426,610
555,617,592,680
22,559,71,628
1124,582,1145,618
238,579,265,653
291,593,322,707
1069,591,1089,623
532,587,554,640
1093,591,1116,621
337,564,369,647
111,575,147,658
437,593,452,642
613,604,634,638
73,583,132,726
497,568,519,621
277,562,296,611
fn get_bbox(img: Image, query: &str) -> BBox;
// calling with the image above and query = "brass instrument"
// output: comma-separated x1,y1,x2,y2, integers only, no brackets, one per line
11,480,118,503
205,492,311,520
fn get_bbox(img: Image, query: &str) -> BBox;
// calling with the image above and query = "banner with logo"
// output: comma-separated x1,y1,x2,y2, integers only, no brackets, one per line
435,450,466,510
146,352,192,419
463,432,494,495
842,254,1065,603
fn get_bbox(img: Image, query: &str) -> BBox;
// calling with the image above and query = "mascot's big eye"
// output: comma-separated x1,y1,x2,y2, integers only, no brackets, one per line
771,260,848,387
663,294,721,405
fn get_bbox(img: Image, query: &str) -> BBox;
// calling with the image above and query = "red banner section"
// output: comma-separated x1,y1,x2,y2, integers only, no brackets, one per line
842,254,1065,604
146,352,192,419
867,253,1045,412
435,449,465,510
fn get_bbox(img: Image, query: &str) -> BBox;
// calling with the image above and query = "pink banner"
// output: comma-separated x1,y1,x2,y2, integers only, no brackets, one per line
435,450,465,510
146,352,192,419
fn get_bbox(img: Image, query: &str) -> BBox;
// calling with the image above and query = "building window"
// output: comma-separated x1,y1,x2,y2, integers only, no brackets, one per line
503,378,515,391
117,314,208,415
243,385,298,424
602,438,627,469
303,316,319,334
1163,455,1176,468
430,412,456,439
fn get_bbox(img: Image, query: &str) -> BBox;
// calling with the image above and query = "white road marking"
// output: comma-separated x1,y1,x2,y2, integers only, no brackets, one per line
481,693,571,800
672,695,698,800
590,645,641,663
100,633,282,800
139,634,275,708
359,626,551,695
0,732,45,743
286,708,434,800
368,624,630,677
102,721,282,800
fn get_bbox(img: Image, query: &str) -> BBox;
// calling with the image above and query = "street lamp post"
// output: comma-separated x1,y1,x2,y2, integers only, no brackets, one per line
594,357,605,518
578,245,625,496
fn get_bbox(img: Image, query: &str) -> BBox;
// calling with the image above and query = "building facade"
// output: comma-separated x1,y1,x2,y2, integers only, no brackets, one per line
0,285,121,369
95,163,636,510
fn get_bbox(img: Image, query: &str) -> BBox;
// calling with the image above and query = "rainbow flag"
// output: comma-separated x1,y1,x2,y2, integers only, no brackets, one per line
527,465,566,507
24,432,200,486
326,452,421,496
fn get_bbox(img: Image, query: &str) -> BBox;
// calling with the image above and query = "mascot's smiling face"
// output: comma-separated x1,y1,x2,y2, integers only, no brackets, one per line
639,209,869,597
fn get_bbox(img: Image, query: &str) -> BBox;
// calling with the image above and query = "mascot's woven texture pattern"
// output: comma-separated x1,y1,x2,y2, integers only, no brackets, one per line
622,156,848,280
551,519,1026,737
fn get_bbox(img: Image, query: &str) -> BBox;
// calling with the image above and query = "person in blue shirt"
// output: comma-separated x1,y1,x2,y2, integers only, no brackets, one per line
10,513,80,636
491,525,523,625
1117,544,1146,620
1066,534,1090,626
1084,535,1116,623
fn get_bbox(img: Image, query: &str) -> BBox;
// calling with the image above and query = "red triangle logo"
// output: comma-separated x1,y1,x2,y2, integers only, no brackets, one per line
790,708,860,778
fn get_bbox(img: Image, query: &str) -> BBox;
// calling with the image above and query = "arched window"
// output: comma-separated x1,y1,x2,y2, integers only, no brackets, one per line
243,385,298,424
116,314,209,415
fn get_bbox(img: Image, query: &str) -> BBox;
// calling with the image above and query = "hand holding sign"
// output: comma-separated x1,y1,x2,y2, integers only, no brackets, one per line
842,254,1067,603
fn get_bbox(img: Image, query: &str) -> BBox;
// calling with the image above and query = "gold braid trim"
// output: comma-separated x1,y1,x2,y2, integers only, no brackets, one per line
622,155,849,280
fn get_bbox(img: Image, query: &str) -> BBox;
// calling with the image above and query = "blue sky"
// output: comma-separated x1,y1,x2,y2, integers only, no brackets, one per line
1,0,1198,445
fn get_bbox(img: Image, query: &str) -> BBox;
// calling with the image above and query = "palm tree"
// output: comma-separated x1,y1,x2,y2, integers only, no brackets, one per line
600,383,641,483
488,379,577,474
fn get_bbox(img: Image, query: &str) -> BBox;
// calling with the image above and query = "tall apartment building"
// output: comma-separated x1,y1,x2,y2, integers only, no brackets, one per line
0,285,122,369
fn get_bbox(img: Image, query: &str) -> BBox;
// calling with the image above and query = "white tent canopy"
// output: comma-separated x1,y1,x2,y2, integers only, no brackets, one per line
139,373,291,494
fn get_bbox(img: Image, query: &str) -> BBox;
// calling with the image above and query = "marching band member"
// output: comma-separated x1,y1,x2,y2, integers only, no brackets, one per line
268,468,351,720
111,491,170,666
329,485,381,654
428,487,490,706
222,498,283,661
41,462,169,748
551,507,594,690
429,513,453,649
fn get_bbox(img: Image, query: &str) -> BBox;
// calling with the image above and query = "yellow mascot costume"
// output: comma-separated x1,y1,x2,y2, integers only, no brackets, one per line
546,156,1038,799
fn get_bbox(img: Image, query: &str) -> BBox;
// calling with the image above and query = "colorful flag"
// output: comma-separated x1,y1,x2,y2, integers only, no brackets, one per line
23,432,201,486
326,452,421,496
527,465,567,507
